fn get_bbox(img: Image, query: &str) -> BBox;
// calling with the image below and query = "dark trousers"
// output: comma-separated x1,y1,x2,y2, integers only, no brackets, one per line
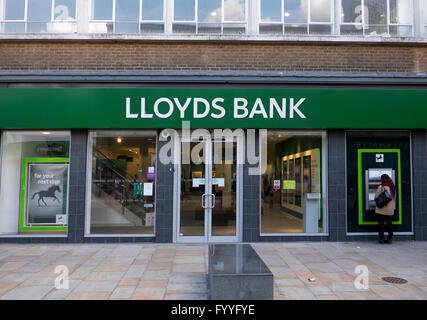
378,214,394,240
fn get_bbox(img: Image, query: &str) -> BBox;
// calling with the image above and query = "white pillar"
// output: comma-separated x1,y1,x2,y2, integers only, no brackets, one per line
0,0,4,21
413,0,424,37
334,0,341,35
248,0,259,35
165,0,173,34
77,0,90,34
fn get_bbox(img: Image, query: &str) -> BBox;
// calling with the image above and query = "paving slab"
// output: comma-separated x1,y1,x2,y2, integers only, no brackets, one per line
110,286,136,299
1,285,52,300
73,280,119,293
131,288,165,300
66,292,111,300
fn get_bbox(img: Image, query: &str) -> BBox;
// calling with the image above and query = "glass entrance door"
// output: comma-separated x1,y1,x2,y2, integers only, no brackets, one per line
177,133,240,243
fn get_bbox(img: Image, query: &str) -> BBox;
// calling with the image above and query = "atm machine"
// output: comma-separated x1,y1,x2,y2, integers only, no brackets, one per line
365,168,395,211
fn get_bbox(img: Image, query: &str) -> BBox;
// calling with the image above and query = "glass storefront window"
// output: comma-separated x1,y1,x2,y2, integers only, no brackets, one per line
86,131,157,235
0,131,71,235
346,131,412,234
260,131,326,234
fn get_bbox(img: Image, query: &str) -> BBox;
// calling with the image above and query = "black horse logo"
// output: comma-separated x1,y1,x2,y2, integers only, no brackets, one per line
31,185,61,206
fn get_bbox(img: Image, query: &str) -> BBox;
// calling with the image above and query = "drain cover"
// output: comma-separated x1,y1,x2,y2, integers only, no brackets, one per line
382,277,408,284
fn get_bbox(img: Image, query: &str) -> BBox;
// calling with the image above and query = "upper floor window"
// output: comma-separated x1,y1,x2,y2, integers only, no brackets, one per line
173,0,247,34
340,0,413,37
424,0,427,36
260,0,333,35
89,0,165,33
1,0,77,33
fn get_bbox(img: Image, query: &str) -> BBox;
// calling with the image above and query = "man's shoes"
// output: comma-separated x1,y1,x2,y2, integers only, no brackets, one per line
378,239,385,244
385,238,393,244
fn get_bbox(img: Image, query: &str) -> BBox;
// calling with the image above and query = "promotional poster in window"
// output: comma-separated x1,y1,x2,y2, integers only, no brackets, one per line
24,162,68,226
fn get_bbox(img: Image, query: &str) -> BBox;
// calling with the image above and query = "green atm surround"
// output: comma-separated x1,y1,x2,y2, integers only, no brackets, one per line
346,132,412,234
20,157,69,233
357,149,402,226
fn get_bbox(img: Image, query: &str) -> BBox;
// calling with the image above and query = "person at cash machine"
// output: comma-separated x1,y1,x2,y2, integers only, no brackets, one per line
374,174,397,244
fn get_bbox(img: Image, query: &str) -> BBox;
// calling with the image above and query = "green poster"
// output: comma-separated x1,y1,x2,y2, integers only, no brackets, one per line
133,182,142,196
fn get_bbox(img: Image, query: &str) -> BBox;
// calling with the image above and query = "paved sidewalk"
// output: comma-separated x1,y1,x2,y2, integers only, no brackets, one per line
0,241,426,300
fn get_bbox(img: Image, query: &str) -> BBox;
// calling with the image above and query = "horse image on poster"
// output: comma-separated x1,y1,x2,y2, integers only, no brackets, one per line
31,185,61,206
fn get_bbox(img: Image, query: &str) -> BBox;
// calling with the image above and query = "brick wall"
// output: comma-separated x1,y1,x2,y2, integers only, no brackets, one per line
0,41,426,73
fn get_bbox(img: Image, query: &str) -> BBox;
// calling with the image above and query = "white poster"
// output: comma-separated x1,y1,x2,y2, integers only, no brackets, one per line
192,178,205,187
212,178,225,187
143,182,153,196
25,162,68,226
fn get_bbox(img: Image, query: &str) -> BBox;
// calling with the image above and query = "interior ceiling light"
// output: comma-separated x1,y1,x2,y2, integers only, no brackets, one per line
284,12,290,17
42,131,51,135
211,11,217,16
117,137,122,143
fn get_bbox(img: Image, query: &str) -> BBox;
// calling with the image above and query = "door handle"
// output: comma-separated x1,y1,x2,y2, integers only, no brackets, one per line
211,194,216,208
203,194,215,209
202,194,208,209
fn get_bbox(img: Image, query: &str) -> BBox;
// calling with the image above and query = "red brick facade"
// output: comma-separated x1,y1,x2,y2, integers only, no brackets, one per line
0,41,426,73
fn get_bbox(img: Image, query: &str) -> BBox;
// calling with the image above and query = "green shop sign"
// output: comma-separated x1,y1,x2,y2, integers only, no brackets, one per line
0,88,426,129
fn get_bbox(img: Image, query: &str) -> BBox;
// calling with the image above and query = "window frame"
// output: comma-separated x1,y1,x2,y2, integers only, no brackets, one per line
0,130,72,237
89,0,166,34
258,130,329,236
424,0,427,37
172,0,248,34
339,0,414,37
84,130,158,237
1,0,78,33
259,0,334,36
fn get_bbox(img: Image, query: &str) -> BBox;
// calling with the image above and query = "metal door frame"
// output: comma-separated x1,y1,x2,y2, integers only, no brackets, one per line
174,130,242,243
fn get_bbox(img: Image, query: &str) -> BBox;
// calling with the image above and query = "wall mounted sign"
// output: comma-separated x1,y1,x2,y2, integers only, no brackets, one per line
147,166,155,181
143,182,153,196
0,88,426,129
133,182,142,196
212,178,225,187
376,154,384,163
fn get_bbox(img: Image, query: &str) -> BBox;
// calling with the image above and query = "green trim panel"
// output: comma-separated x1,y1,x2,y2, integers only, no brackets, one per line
357,149,402,226
0,88,426,129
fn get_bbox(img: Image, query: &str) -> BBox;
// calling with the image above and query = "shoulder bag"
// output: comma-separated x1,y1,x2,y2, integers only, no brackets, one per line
375,186,392,209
